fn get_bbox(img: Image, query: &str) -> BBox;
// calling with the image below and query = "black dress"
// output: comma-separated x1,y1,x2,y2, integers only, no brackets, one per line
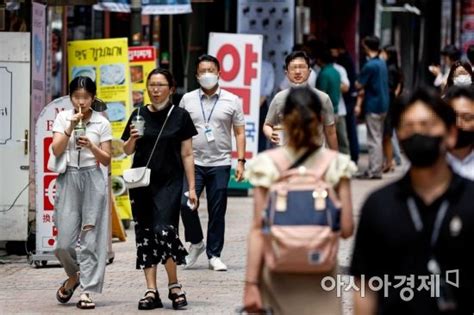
121,104,197,269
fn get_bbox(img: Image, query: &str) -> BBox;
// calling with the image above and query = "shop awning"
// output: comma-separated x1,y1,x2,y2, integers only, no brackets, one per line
93,0,192,15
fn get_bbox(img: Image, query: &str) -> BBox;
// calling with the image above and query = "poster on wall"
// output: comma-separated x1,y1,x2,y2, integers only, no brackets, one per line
129,46,157,108
68,38,132,222
208,32,262,189
32,2,46,123
237,0,294,93
461,0,474,52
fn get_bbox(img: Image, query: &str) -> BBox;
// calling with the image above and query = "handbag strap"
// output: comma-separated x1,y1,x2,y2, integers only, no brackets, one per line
144,104,175,168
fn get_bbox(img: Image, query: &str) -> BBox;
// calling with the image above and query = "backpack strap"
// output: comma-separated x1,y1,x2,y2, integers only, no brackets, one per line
310,149,338,180
265,148,291,173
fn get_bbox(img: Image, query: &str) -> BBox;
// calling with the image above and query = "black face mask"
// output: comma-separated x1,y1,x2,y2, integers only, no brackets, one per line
455,129,474,148
400,134,443,168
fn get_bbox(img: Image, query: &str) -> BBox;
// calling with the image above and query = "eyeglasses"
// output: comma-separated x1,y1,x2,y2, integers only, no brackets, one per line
148,83,169,88
287,64,309,73
457,112,474,123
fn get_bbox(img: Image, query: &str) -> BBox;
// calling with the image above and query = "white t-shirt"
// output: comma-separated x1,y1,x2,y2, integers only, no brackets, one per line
52,109,112,168
334,63,349,116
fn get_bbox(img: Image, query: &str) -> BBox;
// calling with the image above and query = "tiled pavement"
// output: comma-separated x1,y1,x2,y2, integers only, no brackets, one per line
0,159,406,314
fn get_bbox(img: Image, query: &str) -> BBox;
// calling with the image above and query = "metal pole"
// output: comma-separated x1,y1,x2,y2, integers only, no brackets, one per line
130,0,142,46
374,0,382,37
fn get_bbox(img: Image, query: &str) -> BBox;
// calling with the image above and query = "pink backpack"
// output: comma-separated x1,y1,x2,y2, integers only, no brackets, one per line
262,148,341,274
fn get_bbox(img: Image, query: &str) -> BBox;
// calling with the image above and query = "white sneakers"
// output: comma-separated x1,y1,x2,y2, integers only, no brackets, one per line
184,241,205,269
184,241,227,271
208,257,227,271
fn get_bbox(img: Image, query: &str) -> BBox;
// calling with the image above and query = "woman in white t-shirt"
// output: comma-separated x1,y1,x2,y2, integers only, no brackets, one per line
51,76,112,310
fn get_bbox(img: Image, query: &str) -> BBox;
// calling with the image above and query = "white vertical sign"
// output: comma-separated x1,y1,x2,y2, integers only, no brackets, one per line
208,32,262,179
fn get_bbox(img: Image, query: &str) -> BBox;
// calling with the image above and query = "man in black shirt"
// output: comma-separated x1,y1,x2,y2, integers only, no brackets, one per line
351,88,474,314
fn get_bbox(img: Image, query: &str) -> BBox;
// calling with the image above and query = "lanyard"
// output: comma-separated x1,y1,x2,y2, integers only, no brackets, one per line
406,197,449,249
199,90,220,127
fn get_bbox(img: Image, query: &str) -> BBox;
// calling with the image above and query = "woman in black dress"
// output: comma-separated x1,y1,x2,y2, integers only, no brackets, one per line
122,68,198,310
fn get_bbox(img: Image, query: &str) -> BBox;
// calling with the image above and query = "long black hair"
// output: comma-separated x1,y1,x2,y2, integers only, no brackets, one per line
69,76,96,97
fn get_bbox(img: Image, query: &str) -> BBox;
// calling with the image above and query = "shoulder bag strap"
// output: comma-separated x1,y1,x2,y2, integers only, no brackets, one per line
311,149,338,180
144,105,175,168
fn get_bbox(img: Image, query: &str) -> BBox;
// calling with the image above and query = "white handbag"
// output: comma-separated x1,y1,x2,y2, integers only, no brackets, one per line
123,105,174,189
123,167,151,189
47,150,69,174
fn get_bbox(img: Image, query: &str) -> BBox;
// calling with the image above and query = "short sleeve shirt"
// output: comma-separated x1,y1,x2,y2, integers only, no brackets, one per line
316,64,341,112
265,87,335,146
265,87,335,127
121,105,197,178
179,87,245,167
52,109,112,168
357,57,390,114
350,173,474,314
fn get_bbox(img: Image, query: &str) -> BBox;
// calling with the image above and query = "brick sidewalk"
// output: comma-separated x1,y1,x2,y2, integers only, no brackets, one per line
0,161,405,314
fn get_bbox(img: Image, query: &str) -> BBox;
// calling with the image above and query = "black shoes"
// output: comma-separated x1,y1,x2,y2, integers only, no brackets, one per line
138,289,163,310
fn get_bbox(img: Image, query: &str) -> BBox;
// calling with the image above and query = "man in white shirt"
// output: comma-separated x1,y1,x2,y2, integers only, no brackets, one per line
445,86,474,180
180,54,246,271
334,63,351,155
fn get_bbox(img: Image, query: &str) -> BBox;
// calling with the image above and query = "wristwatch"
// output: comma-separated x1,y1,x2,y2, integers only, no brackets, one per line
237,158,246,164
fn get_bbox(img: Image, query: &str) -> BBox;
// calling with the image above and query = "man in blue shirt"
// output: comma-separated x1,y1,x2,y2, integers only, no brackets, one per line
355,36,389,179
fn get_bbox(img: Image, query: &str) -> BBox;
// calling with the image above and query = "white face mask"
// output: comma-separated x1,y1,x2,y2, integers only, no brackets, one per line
288,80,308,88
152,96,170,111
453,74,472,86
198,73,219,90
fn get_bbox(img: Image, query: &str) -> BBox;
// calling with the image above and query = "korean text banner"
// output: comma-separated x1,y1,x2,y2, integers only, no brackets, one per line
94,0,192,14
67,37,133,222
208,32,262,189
129,46,157,108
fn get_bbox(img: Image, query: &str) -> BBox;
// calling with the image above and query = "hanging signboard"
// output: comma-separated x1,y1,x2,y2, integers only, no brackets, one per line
208,32,262,189
94,0,192,14
68,38,132,223
129,46,157,108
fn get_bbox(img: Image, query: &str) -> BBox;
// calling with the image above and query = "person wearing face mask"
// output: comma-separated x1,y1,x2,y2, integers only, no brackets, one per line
443,61,474,94
351,88,474,315
179,54,246,272
444,86,474,180
122,68,198,310
264,50,338,150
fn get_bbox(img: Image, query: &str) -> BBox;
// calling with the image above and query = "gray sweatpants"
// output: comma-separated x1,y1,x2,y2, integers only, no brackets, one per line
366,113,386,177
54,165,108,294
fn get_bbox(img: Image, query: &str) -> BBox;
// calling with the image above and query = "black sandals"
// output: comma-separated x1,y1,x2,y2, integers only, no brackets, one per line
168,283,187,310
76,293,95,309
56,278,80,304
138,289,163,310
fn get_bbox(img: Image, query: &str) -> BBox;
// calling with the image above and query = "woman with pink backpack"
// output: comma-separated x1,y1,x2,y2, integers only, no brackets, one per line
242,87,357,314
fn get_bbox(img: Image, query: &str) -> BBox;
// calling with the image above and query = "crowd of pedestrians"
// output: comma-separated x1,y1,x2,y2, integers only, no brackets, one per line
49,36,474,314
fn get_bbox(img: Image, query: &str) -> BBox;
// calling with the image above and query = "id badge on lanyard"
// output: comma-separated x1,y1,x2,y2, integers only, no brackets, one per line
205,125,215,142
200,91,220,143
